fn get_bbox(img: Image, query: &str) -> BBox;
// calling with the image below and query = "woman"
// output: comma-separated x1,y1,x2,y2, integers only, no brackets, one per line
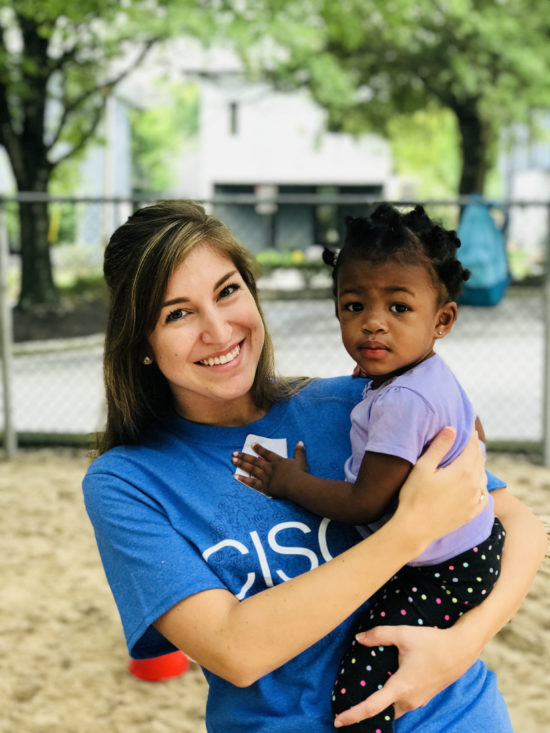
83,200,546,732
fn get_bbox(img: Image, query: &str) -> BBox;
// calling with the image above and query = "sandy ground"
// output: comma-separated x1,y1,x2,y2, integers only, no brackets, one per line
0,449,548,733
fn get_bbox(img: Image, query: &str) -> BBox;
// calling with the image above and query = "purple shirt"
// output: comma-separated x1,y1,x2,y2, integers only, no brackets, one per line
344,354,494,565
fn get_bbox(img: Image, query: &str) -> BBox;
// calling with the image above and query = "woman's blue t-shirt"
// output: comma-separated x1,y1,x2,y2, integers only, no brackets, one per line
83,376,511,732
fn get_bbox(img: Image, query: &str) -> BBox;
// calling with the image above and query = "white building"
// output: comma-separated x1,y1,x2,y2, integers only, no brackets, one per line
64,41,395,257
500,118,550,275
77,95,133,257
176,72,392,253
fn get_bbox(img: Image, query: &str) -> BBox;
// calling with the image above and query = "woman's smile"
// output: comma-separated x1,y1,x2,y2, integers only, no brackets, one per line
197,341,242,367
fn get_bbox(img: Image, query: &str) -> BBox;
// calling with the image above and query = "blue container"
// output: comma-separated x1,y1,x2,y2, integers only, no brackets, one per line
456,195,509,307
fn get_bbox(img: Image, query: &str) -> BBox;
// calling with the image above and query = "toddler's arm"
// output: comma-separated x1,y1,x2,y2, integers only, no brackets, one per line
232,443,411,524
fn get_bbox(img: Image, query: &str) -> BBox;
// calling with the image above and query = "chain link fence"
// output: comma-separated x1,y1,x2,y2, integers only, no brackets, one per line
1,194,549,460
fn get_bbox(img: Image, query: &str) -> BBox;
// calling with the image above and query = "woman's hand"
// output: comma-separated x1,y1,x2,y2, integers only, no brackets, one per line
393,426,487,552
334,624,476,727
335,486,547,728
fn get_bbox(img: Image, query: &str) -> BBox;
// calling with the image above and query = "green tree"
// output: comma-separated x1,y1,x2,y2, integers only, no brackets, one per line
130,81,199,197
242,0,550,198
0,0,216,309
387,106,460,198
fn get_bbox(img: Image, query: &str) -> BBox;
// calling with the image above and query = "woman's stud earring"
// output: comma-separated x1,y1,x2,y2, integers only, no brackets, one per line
437,330,443,335
143,356,153,365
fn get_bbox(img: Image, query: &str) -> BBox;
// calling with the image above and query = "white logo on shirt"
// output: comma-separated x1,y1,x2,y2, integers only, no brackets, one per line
202,518,334,599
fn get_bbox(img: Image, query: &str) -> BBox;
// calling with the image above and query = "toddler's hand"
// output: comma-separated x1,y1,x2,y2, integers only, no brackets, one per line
232,441,308,498
352,364,369,379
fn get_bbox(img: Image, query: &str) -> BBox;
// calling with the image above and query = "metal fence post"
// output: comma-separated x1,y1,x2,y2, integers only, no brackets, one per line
0,204,16,457
543,203,550,465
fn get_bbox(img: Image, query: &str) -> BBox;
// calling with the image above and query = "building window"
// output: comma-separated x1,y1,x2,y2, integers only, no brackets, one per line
229,102,239,135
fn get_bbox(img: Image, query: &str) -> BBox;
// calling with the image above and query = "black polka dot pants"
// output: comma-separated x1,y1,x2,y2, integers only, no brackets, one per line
331,518,505,732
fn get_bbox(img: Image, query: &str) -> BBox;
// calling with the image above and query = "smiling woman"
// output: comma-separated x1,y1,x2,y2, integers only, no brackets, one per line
83,200,546,733
98,200,298,450
146,245,265,426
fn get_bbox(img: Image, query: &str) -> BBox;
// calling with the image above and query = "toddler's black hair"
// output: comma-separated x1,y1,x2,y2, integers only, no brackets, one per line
323,203,470,302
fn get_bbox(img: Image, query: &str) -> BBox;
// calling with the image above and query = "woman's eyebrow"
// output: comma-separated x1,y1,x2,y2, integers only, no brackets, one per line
214,269,238,290
161,269,238,308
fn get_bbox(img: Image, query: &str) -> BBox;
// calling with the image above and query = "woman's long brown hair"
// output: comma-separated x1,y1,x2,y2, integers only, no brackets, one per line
97,200,307,454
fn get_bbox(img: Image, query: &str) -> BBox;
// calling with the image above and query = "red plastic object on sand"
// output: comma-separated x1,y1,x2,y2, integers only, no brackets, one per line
128,651,190,681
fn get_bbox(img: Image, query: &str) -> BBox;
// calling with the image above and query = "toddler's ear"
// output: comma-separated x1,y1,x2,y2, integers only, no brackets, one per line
435,301,458,338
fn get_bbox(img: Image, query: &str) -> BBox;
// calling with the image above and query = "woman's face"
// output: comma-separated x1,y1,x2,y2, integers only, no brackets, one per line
147,244,265,425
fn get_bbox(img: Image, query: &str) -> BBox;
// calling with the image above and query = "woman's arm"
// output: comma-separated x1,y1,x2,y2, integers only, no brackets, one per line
455,487,547,642
155,519,422,687
154,427,486,686
332,487,547,727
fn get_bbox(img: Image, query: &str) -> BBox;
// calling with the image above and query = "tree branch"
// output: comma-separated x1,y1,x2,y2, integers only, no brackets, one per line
49,29,155,74
47,38,156,154
0,70,25,183
50,96,107,167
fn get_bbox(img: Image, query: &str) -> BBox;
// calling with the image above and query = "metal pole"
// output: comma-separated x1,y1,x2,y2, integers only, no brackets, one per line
0,205,17,457
543,203,550,465
101,94,114,246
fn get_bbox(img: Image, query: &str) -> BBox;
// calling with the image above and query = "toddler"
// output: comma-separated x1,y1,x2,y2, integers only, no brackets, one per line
232,204,505,732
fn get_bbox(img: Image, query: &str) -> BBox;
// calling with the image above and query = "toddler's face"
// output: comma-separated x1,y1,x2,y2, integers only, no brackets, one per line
336,258,456,386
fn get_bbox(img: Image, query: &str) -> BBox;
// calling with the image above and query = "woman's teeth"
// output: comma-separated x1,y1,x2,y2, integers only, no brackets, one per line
199,344,240,366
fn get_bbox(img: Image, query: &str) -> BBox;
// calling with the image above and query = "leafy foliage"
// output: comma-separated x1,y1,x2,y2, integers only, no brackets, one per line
0,0,224,307
240,0,550,195
0,0,210,180
388,106,461,197
129,81,199,196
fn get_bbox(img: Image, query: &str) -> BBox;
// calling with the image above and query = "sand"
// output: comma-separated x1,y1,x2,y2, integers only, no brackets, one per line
1,449,548,733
